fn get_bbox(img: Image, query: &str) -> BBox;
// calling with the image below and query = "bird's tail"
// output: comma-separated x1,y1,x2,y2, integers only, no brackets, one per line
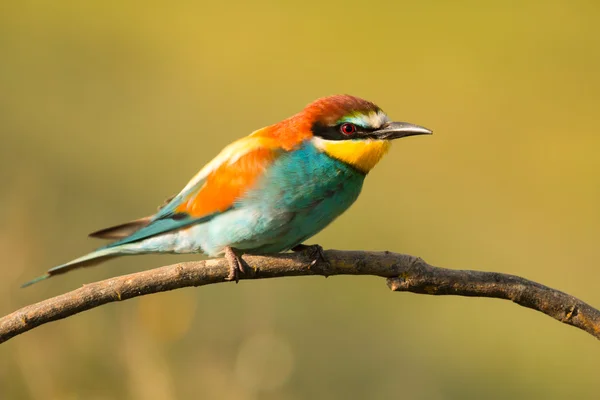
21,246,128,288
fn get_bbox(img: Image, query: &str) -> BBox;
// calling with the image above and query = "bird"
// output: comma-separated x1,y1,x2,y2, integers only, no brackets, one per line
22,95,432,287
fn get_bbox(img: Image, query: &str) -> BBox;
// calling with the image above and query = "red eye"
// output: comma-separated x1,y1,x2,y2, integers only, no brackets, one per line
340,123,356,135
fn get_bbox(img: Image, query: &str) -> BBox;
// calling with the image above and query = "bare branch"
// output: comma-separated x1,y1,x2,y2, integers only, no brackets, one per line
1,250,599,344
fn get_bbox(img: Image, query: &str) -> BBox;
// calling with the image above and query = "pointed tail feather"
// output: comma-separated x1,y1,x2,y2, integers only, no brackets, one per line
21,274,51,288
21,247,126,288
88,194,176,240
89,217,153,240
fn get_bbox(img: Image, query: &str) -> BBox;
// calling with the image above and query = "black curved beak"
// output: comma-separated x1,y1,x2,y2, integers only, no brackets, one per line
373,121,433,140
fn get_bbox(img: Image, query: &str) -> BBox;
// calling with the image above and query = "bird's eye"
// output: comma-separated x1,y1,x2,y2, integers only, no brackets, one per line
340,123,356,135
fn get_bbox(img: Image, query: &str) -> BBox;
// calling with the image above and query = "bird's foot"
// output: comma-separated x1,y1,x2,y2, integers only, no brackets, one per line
224,246,247,283
291,244,331,276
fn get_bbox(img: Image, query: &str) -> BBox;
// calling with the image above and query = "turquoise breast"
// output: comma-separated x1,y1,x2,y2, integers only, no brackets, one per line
199,141,366,255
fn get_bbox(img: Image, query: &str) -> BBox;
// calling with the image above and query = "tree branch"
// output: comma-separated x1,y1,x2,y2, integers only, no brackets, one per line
1,250,599,344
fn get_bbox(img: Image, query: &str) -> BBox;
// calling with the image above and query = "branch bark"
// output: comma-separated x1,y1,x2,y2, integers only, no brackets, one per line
1,250,599,344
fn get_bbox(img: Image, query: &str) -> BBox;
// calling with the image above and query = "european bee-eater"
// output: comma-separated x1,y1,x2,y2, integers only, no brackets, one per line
23,95,431,287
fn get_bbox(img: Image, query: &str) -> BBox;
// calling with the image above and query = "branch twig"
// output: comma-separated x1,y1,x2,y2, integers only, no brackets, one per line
1,250,599,344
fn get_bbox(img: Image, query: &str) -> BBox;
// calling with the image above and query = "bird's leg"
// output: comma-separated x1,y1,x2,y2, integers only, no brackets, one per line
224,246,246,283
291,244,331,276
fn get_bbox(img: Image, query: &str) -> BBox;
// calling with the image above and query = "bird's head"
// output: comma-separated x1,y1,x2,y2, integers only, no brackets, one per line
299,95,432,173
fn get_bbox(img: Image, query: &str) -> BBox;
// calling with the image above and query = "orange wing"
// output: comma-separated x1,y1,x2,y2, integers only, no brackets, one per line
176,145,280,217
94,135,288,248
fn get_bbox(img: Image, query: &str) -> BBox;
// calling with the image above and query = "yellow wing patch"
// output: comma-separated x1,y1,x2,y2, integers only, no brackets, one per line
313,137,391,173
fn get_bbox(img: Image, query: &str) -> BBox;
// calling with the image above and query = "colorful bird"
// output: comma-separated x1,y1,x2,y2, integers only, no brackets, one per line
23,95,431,287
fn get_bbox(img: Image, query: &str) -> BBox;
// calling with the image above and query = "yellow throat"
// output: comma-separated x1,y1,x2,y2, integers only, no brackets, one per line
313,138,391,173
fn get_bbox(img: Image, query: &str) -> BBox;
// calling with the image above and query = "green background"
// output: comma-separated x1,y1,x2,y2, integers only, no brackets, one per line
1,1,599,399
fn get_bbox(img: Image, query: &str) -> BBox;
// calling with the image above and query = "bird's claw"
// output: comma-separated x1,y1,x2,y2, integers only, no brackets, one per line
291,244,332,276
224,246,246,283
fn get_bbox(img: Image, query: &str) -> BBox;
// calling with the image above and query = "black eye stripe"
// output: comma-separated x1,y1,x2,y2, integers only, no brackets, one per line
311,122,377,141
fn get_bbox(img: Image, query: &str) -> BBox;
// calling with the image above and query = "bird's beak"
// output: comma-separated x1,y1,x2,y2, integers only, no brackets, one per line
373,121,433,140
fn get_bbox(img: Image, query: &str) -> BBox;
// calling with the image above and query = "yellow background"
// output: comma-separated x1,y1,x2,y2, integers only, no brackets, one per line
1,1,599,399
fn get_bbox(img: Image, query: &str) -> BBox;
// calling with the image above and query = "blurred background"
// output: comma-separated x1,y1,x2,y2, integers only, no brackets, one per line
1,1,600,399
